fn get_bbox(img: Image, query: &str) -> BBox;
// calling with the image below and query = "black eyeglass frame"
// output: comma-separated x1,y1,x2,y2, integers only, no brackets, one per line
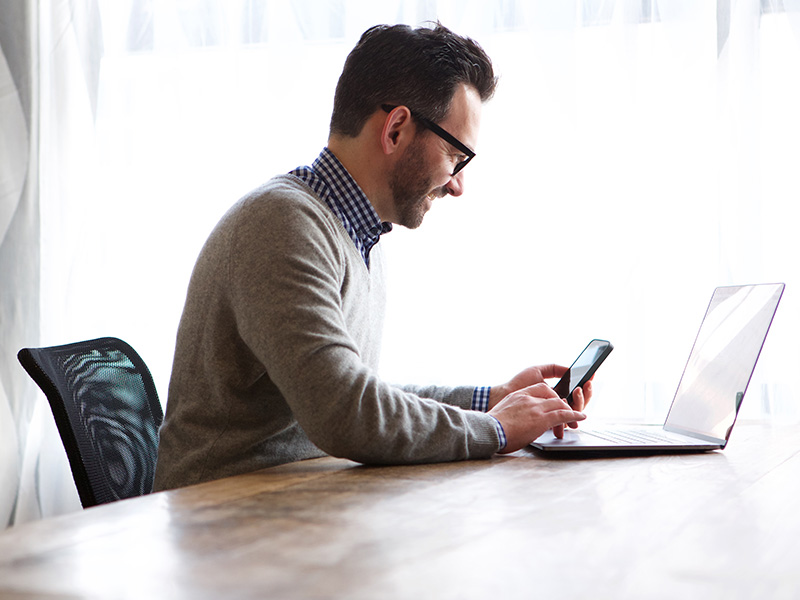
381,104,476,176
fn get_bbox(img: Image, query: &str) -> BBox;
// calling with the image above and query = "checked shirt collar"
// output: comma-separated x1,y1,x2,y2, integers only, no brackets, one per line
290,148,392,267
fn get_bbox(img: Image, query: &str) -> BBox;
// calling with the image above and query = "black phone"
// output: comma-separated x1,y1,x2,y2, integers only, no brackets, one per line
552,339,613,406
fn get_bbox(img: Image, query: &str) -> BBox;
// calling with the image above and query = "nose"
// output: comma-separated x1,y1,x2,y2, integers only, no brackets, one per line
445,171,465,197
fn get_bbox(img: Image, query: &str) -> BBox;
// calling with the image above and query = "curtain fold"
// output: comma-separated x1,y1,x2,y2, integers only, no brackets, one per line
3,0,799,526
0,0,40,527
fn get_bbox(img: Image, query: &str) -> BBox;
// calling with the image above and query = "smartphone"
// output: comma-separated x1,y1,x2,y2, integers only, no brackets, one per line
552,339,613,406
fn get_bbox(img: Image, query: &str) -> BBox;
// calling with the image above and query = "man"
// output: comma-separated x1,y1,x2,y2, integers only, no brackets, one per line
154,23,589,491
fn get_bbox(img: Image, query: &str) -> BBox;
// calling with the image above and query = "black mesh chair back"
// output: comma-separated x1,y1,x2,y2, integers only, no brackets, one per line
17,337,163,508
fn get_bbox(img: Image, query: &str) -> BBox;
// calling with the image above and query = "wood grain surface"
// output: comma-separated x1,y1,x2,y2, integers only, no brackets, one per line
1,422,797,599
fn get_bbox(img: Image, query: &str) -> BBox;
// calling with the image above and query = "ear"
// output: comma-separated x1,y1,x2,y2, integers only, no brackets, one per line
379,106,414,156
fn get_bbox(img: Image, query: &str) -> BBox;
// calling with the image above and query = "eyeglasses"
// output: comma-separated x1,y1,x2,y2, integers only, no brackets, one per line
381,104,475,176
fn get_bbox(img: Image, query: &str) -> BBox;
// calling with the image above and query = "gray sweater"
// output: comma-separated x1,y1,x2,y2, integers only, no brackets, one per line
154,175,501,491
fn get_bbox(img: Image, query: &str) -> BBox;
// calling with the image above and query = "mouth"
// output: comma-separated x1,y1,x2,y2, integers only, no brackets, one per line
426,187,447,203
423,191,439,210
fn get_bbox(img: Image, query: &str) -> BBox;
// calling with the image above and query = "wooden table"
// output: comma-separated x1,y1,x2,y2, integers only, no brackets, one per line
1,422,798,599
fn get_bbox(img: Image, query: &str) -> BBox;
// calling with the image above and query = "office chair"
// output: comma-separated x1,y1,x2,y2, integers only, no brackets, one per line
17,337,163,508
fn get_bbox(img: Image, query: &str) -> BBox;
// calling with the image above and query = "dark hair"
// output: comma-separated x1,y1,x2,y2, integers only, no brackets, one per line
330,22,497,137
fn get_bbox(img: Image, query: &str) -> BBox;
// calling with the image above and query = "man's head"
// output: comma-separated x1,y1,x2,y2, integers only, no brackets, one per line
330,22,497,138
328,23,496,229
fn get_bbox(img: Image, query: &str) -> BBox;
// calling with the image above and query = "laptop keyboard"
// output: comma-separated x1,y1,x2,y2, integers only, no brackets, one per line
580,428,687,445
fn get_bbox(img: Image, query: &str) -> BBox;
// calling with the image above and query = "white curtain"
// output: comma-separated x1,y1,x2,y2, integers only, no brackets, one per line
3,0,799,526
0,0,38,528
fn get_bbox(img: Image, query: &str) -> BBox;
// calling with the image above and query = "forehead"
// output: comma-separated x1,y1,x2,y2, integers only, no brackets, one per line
439,83,482,151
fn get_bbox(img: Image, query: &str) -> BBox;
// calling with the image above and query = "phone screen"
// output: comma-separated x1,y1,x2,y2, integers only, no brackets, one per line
552,339,613,406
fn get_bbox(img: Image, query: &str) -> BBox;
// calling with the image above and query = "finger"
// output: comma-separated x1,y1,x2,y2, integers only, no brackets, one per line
583,380,593,404
547,406,586,427
571,386,585,411
535,363,568,381
523,382,561,399
552,408,586,436
568,412,587,428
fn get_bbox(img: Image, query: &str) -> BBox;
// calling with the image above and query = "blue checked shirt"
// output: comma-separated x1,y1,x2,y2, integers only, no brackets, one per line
290,148,506,450
290,148,392,268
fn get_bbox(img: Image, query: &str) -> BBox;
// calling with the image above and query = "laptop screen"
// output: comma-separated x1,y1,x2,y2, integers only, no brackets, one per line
664,283,784,443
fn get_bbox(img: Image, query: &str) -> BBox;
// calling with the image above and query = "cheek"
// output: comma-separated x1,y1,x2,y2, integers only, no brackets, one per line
428,156,454,187
409,140,451,190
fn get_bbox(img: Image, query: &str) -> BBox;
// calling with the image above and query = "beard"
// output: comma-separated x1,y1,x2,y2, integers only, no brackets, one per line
388,138,446,229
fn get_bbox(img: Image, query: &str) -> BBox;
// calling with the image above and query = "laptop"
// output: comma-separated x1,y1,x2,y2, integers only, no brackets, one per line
531,283,785,453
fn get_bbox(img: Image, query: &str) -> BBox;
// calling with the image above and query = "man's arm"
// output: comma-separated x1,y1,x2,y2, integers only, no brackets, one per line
401,364,592,452
229,188,501,464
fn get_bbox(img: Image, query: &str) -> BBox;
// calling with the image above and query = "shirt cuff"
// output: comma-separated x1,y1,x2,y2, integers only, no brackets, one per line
471,386,491,412
472,387,506,451
491,416,507,450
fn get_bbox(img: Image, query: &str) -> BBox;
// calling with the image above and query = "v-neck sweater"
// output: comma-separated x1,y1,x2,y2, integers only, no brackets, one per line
154,175,500,491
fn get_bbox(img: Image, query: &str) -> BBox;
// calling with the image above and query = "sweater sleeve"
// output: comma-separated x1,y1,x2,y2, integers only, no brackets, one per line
397,384,476,410
227,187,501,464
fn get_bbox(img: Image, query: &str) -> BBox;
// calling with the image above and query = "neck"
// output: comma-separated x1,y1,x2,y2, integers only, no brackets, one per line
327,128,394,223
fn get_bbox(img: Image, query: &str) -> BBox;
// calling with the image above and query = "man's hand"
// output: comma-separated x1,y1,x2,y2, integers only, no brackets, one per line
489,364,594,410
487,364,594,452
488,383,586,453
